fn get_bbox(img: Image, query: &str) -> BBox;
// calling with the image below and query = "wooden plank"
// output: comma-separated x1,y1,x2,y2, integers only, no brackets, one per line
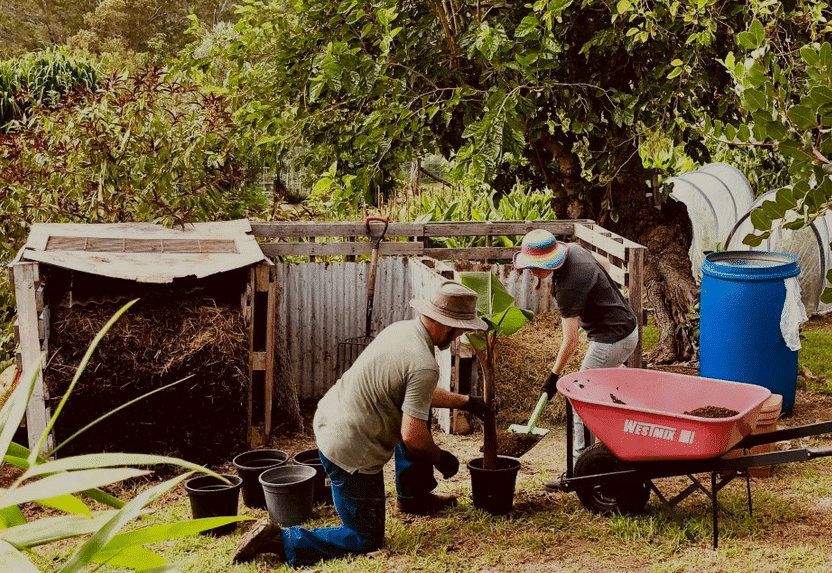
255,262,272,291
626,246,646,369
605,264,626,287
258,241,424,257
246,268,256,445
250,221,424,238
264,265,277,437
422,246,520,260
250,219,594,239
572,223,627,259
251,351,267,372
11,262,54,454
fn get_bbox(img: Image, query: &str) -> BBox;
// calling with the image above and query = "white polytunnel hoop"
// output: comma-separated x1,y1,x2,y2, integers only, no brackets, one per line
725,189,832,315
668,162,755,281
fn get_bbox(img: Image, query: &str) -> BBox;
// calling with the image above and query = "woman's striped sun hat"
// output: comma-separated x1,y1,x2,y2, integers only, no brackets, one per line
512,229,568,270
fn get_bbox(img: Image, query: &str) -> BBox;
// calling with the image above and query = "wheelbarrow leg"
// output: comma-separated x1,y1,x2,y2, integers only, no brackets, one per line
566,400,574,478
711,472,719,549
648,482,697,543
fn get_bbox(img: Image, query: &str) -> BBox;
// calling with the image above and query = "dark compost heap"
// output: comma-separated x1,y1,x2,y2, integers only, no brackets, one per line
44,274,251,465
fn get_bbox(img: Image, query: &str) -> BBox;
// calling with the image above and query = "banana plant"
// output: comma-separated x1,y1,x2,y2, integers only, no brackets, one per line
459,272,534,470
0,300,249,572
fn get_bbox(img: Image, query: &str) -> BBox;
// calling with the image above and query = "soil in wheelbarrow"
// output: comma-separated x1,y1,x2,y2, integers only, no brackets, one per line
684,405,739,418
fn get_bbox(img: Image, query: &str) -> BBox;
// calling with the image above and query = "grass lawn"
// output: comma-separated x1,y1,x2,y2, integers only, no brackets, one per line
22,312,832,572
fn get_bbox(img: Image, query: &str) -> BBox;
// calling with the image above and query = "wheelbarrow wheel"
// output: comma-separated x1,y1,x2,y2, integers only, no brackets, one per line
574,443,650,516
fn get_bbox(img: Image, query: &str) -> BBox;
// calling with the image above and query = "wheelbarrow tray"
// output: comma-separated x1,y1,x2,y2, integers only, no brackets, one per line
557,368,771,462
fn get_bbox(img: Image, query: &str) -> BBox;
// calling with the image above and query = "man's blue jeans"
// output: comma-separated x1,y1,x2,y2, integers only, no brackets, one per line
281,447,434,566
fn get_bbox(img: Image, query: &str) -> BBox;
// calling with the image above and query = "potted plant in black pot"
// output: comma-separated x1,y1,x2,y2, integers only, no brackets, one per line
459,271,534,515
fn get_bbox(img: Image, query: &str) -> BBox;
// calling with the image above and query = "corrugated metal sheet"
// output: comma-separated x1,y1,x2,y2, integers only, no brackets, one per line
491,263,556,314
275,258,553,399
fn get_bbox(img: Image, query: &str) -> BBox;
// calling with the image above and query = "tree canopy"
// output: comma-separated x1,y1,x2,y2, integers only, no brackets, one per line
190,0,752,217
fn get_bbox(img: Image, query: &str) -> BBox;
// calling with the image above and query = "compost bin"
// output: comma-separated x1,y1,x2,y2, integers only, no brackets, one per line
10,220,301,462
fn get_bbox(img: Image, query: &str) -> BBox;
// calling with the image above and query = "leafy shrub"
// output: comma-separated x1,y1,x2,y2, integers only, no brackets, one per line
395,182,556,248
0,67,266,264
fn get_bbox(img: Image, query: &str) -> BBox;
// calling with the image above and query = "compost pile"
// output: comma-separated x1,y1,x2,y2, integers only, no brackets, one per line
494,311,587,428
45,295,250,465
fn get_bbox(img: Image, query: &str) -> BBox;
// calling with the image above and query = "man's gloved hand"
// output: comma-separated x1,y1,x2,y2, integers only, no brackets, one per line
462,396,490,420
435,449,459,479
540,371,560,399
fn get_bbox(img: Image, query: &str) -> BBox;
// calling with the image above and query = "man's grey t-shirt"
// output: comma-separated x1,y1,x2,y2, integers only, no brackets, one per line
553,243,637,343
313,319,439,474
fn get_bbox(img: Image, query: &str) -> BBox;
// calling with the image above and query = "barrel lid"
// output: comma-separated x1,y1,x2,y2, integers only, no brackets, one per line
702,251,800,281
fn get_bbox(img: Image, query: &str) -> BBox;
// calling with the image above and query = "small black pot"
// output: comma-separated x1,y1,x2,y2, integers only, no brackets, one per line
184,474,242,536
232,449,289,509
292,448,333,505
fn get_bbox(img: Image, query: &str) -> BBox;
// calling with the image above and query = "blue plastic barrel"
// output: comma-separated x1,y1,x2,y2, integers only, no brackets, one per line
700,251,800,413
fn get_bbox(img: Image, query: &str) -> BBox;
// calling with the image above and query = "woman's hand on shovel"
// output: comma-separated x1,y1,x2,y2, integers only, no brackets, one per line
541,372,560,400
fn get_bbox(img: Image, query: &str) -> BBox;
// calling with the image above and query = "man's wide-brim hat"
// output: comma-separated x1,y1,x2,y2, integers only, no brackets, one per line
513,229,568,270
410,280,487,331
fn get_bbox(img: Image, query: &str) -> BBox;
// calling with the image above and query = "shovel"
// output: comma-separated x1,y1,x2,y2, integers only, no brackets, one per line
494,392,551,458
336,216,389,372
507,392,551,437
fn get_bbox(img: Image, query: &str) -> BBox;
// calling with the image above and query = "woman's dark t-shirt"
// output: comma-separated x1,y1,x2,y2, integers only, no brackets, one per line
552,243,637,343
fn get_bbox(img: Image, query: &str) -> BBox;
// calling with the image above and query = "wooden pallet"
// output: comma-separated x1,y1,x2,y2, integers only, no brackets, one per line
9,261,54,453
244,261,277,447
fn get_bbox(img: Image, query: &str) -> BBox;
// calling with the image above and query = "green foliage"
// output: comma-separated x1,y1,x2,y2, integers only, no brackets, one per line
0,0,98,58
74,0,238,57
395,183,556,249
0,300,248,571
0,67,265,264
714,9,832,302
0,48,100,130
458,272,534,349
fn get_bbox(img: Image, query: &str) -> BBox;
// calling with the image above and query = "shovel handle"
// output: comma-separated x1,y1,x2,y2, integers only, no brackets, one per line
364,217,388,338
365,216,389,248
526,393,550,431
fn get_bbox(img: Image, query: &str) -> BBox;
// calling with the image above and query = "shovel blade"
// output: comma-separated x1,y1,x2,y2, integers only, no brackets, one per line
506,424,549,437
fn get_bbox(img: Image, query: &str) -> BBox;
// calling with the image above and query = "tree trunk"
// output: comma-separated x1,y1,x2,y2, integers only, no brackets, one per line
476,338,499,470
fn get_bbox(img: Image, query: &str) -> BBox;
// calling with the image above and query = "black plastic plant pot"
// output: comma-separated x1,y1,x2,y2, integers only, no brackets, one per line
467,456,521,516
232,449,289,509
259,465,317,526
184,474,243,536
292,448,333,505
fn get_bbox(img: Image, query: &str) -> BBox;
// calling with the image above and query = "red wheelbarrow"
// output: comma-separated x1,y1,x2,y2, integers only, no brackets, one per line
548,368,832,548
